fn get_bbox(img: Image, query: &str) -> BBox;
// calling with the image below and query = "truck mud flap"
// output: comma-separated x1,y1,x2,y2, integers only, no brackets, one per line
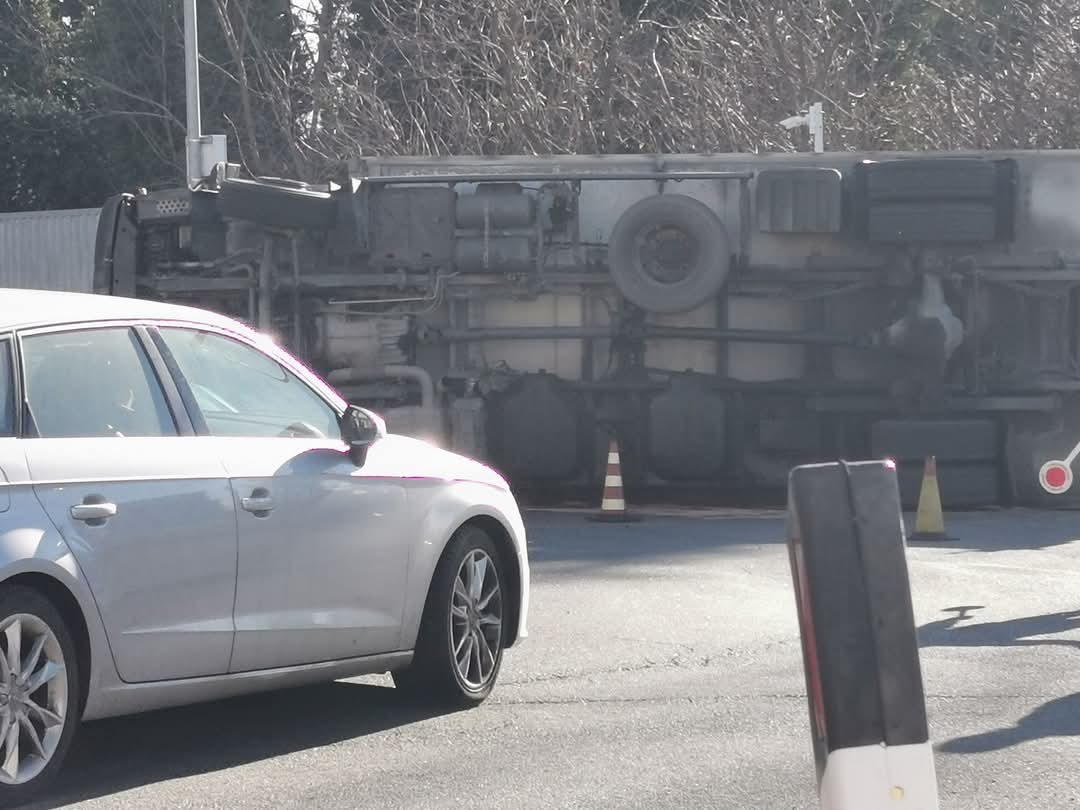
607,193,731,314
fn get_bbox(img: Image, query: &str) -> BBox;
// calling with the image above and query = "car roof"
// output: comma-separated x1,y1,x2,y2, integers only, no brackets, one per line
0,288,252,335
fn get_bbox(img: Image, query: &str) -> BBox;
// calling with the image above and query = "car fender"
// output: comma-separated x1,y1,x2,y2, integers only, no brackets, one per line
398,479,529,651
0,487,116,720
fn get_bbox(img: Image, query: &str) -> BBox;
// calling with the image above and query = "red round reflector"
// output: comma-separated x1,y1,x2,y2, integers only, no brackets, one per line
1045,465,1068,489
1039,460,1074,494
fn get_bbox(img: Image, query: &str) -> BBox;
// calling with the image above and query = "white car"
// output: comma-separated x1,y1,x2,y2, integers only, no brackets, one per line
0,288,530,803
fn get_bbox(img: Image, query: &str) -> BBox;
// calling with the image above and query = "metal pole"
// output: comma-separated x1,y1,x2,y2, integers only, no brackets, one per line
184,0,202,188
809,102,825,153
258,236,273,332
429,326,857,346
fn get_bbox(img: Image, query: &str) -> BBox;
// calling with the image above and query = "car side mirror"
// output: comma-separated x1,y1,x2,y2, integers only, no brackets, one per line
340,405,385,466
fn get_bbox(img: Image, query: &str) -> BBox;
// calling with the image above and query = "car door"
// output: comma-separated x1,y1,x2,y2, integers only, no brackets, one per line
150,325,412,673
18,323,238,683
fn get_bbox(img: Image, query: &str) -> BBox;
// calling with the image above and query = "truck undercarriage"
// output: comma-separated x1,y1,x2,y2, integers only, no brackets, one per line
94,150,1080,509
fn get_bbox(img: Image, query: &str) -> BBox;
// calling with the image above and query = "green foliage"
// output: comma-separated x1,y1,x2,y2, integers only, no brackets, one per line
0,90,114,211
0,0,114,211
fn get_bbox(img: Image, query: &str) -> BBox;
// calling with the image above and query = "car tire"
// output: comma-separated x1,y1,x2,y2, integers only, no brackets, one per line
392,525,507,708
0,586,82,808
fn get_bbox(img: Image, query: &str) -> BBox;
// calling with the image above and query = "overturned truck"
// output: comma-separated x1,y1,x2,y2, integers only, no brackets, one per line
93,150,1080,508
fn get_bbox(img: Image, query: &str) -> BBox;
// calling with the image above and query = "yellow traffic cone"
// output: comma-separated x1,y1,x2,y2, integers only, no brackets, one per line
907,455,956,542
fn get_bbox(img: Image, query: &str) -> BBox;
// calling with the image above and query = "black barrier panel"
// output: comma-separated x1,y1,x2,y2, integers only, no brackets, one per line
786,459,930,781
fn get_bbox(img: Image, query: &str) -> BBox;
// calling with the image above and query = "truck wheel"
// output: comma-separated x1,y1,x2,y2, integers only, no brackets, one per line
393,525,507,708
607,194,731,314
0,586,82,808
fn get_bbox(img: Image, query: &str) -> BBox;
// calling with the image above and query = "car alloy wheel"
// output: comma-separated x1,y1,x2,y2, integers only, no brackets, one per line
0,613,68,787
449,549,503,691
392,525,509,707
0,587,81,806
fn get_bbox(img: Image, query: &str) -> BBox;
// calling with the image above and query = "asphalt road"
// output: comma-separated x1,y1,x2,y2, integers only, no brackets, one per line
28,507,1080,809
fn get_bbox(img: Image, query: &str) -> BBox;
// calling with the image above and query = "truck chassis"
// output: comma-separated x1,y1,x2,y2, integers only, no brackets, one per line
93,149,1080,509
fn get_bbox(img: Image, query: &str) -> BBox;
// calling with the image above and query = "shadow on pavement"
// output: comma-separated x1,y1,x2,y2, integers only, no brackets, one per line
939,691,1080,754
27,682,453,809
524,508,1080,567
917,606,1080,652
524,512,786,566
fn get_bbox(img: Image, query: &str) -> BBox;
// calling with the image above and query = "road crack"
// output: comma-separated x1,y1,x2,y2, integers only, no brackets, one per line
495,694,807,707
505,641,798,687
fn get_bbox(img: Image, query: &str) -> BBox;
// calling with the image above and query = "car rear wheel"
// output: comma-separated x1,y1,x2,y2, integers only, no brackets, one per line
393,526,507,708
0,586,81,807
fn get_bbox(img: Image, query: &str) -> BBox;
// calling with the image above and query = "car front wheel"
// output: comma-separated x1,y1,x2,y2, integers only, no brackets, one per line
393,525,507,707
0,586,81,807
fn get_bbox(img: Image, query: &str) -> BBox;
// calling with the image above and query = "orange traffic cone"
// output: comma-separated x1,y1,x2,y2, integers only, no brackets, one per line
589,438,641,523
907,455,956,542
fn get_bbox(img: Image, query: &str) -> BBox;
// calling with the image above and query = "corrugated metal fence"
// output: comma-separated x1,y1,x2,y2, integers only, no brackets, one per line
0,207,101,293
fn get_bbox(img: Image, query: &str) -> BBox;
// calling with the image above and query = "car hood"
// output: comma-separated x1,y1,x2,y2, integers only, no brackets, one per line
363,434,510,491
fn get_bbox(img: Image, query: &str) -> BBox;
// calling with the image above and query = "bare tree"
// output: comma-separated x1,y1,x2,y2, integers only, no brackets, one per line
68,0,1080,188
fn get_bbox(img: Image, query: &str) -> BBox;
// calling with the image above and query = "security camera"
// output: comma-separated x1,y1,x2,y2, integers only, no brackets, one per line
779,114,807,130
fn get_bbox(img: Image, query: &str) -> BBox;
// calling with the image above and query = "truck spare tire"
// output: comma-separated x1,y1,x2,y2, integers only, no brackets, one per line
607,193,732,313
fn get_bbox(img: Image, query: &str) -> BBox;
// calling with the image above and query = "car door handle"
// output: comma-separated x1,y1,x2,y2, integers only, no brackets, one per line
241,494,274,514
70,502,118,522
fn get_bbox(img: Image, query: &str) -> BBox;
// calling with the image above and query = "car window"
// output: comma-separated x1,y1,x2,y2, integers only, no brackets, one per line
22,327,177,438
0,340,13,437
158,328,341,440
